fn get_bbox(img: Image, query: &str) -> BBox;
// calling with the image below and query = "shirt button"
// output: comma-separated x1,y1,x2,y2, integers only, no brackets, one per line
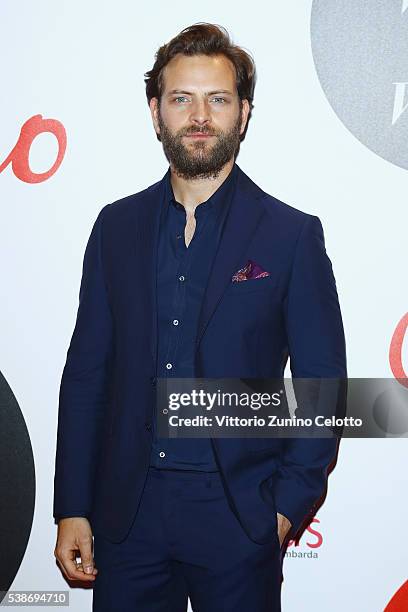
159,451,166,458
173,319,179,326
166,363,173,369
179,275,185,282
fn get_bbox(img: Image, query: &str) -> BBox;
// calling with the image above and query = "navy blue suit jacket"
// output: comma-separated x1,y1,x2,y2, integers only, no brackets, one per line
53,165,347,544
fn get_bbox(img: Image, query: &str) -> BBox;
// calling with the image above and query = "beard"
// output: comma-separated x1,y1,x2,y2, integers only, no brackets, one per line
157,108,242,180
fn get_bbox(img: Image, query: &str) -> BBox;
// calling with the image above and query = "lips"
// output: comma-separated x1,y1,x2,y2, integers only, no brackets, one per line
185,133,214,138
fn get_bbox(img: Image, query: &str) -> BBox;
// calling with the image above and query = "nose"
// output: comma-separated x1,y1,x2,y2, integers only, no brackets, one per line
189,98,211,127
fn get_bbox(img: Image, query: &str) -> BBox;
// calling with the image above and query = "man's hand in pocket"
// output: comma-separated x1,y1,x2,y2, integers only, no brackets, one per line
277,512,292,547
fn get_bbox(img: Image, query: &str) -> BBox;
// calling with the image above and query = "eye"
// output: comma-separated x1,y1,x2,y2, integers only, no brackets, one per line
174,96,189,103
211,97,226,103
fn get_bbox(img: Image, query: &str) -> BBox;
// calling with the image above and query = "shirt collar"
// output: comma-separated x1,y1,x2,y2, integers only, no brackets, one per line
164,163,238,219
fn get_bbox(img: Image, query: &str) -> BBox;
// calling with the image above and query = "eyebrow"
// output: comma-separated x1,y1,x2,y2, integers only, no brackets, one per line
167,89,234,96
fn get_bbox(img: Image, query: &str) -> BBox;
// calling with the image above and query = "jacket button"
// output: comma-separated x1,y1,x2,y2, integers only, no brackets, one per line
145,422,152,431
150,376,157,386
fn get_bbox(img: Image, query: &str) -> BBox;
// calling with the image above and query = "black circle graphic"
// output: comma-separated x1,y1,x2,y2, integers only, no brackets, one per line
0,370,35,602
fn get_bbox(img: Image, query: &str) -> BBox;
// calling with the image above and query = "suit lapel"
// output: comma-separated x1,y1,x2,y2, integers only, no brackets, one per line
130,175,167,369
195,167,266,350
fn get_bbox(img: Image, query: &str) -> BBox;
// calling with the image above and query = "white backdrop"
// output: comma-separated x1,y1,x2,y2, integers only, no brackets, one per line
0,1,407,610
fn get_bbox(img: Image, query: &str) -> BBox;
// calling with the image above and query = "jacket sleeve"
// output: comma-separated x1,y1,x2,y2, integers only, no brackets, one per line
53,204,114,520
274,214,347,537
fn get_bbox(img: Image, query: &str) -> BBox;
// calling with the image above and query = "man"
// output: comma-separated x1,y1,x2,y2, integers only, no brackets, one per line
53,23,347,612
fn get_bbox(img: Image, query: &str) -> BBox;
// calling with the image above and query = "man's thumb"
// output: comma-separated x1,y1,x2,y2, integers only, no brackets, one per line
79,542,94,573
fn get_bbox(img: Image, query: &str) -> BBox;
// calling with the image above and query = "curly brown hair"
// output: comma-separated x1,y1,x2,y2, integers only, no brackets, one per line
144,23,256,129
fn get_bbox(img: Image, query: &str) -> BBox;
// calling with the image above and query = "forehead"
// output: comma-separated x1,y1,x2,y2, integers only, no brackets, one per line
161,53,237,93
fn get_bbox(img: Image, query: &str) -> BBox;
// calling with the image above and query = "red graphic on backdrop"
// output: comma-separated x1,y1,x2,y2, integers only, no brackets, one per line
384,579,408,611
389,312,408,388
287,518,323,549
0,114,66,183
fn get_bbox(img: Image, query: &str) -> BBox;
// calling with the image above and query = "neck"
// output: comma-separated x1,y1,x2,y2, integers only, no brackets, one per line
170,159,234,212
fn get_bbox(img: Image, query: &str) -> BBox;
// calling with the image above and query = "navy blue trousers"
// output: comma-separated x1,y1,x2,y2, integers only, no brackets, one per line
92,467,283,611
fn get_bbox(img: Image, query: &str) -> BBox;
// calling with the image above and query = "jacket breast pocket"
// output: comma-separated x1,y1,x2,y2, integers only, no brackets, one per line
224,275,279,295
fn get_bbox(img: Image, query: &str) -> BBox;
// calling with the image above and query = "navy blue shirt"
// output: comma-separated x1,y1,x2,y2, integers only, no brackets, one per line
150,163,238,470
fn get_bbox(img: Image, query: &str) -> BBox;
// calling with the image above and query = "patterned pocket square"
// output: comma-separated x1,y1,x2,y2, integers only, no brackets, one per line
232,259,270,282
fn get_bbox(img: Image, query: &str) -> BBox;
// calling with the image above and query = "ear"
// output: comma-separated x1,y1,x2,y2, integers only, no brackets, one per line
149,97,160,136
239,99,250,136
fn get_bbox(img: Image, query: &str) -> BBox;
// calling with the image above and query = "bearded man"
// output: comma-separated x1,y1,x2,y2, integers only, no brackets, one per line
53,22,347,612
